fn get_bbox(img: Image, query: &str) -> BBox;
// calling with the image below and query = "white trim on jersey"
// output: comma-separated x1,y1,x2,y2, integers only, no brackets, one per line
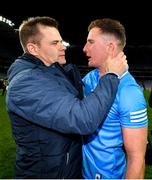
130,108,147,115
130,108,147,123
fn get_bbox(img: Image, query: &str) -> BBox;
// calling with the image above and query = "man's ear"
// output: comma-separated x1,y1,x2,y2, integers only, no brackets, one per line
27,43,39,56
107,42,115,56
108,42,115,54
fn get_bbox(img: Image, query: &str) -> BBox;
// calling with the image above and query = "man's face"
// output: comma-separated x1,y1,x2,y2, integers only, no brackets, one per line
83,27,111,69
32,26,66,66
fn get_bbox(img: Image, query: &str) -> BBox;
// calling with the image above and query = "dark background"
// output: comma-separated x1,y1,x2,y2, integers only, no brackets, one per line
1,12,152,46
0,1,152,76
1,0,152,45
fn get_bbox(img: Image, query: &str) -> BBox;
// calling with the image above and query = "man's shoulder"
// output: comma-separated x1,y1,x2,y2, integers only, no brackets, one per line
83,68,98,80
119,71,139,87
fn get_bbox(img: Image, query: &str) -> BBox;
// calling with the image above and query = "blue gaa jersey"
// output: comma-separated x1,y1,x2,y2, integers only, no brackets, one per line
82,69,148,179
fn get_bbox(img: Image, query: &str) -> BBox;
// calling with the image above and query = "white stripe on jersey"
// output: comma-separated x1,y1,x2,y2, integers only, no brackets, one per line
130,108,147,123
130,108,147,115
130,112,147,119
130,116,147,122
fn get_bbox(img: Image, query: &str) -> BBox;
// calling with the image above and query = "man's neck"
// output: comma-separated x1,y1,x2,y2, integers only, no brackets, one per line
99,68,106,77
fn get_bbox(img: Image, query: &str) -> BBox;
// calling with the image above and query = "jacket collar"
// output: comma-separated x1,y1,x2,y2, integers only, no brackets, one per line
21,53,46,66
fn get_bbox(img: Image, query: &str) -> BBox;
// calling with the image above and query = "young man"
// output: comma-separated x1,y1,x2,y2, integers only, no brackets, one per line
6,16,127,178
82,18,148,179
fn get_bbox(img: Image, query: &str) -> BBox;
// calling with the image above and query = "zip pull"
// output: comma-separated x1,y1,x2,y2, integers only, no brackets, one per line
66,152,69,165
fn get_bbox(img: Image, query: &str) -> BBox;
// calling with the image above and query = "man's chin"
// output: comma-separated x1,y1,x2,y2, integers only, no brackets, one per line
58,59,66,65
88,62,95,68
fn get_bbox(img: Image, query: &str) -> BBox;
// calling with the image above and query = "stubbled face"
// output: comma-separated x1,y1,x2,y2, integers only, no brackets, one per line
83,27,110,70
30,26,66,66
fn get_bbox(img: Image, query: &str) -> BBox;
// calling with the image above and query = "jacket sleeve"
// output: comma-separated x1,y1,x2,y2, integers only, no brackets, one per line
7,73,119,135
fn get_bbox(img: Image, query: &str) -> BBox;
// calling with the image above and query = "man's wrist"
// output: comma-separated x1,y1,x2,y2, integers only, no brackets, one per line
105,72,120,79
105,69,128,79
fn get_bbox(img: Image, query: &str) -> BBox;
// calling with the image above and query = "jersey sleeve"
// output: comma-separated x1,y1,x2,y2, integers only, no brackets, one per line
118,84,148,128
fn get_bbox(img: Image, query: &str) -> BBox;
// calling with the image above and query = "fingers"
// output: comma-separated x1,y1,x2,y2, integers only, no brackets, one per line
106,51,129,76
117,52,128,68
121,54,128,70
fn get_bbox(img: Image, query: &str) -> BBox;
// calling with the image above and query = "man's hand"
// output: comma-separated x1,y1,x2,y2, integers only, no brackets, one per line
106,51,128,77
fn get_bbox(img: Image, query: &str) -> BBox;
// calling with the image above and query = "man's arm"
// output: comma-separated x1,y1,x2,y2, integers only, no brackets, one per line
123,127,147,179
119,78,148,179
7,52,127,135
7,72,119,135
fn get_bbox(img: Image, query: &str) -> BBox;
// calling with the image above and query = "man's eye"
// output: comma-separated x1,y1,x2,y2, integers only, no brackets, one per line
51,42,58,45
89,40,94,44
